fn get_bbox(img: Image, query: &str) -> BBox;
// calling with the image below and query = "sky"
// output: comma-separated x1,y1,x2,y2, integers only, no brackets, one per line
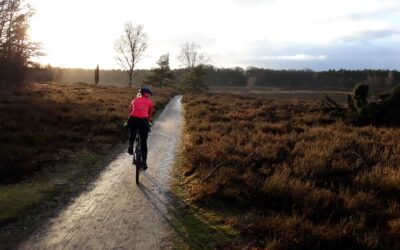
29,0,400,70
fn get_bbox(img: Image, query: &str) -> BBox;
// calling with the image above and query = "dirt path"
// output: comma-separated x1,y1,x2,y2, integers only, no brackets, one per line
18,96,183,250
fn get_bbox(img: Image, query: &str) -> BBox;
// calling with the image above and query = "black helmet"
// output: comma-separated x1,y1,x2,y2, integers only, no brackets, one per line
139,87,153,96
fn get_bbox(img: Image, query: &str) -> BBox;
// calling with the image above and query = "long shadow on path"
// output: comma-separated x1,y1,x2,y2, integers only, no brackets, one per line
138,172,234,249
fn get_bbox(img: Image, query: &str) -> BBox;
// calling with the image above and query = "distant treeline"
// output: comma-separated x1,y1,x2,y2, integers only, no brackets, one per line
246,68,400,90
203,65,248,86
28,67,149,86
29,66,400,91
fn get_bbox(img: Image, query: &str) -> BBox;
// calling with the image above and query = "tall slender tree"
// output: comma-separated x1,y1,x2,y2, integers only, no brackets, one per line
94,64,99,85
114,22,148,88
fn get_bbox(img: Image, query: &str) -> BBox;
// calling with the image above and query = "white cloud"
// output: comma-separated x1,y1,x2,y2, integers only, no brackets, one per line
232,0,275,6
258,55,327,61
338,28,400,42
29,0,400,70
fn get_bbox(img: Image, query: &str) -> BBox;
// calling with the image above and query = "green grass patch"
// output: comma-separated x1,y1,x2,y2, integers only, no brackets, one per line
170,146,241,250
0,145,119,249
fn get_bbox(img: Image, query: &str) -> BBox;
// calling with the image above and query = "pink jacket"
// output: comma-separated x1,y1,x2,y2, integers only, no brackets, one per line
129,97,153,121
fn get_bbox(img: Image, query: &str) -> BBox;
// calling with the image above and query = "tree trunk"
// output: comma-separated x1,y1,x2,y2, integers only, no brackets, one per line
128,73,132,88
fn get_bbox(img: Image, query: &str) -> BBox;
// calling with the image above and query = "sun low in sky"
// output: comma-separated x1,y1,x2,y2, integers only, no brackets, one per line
29,0,400,70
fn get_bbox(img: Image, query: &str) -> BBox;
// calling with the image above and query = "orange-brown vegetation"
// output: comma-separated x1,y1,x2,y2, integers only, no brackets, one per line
181,93,400,249
0,82,176,182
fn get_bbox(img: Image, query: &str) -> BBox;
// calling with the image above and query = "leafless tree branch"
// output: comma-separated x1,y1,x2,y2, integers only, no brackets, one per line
177,42,209,69
114,22,148,87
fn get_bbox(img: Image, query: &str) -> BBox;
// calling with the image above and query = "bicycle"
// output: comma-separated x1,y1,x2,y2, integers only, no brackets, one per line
131,123,151,185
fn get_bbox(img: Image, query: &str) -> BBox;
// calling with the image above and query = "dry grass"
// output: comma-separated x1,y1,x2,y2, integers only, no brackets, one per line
181,93,400,249
209,86,350,103
0,82,177,182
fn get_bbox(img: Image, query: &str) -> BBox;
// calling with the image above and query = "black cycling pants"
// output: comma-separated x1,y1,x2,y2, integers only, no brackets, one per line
128,117,150,161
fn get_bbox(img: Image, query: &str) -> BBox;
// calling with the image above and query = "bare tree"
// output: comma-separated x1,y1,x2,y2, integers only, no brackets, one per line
177,42,210,92
177,42,209,69
0,0,42,84
114,22,148,87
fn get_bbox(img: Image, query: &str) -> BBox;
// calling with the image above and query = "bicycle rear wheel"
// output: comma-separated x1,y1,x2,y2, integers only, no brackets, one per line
135,162,140,184
135,142,142,185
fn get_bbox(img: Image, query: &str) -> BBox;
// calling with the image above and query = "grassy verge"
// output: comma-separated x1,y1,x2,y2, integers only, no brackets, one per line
170,144,241,249
179,93,400,249
0,82,178,248
0,144,123,249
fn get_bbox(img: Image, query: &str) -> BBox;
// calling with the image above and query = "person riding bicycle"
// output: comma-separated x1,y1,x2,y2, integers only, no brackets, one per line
128,87,153,170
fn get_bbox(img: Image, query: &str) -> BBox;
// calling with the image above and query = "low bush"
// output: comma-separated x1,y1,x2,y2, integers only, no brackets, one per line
353,83,369,110
348,83,400,125
386,83,400,101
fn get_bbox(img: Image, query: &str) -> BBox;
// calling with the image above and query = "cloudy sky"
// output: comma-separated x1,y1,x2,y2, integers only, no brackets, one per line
29,0,400,70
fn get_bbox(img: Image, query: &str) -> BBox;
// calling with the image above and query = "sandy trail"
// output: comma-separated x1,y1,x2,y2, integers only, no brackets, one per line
18,96,183,250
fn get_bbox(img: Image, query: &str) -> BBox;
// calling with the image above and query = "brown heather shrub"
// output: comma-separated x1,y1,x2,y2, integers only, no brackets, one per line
181,93,400,249
0,82,177,182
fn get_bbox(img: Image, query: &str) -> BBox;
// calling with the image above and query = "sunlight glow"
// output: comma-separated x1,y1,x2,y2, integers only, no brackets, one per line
29,0,400,70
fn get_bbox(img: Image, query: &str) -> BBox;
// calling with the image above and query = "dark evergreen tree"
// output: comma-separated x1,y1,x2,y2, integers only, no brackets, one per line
95,64,99,85
181,65,207,92
143,54,174,88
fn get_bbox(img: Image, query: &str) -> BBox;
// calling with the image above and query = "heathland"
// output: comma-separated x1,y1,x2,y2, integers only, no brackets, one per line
179,93,400,249
0,82,177,238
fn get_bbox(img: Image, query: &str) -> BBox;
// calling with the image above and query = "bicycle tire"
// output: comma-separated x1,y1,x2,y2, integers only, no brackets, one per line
135,161,140,184
135,136,142,185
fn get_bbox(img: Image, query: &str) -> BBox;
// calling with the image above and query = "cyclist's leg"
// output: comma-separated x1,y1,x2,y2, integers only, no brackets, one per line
128,117,137,154
138,119,149,165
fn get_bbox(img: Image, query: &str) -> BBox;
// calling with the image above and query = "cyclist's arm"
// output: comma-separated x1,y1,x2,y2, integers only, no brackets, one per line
148,102,153,122
128,99,135,117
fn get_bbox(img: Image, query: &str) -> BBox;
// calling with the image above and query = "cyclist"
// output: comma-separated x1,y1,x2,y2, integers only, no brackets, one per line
128,87,153,170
